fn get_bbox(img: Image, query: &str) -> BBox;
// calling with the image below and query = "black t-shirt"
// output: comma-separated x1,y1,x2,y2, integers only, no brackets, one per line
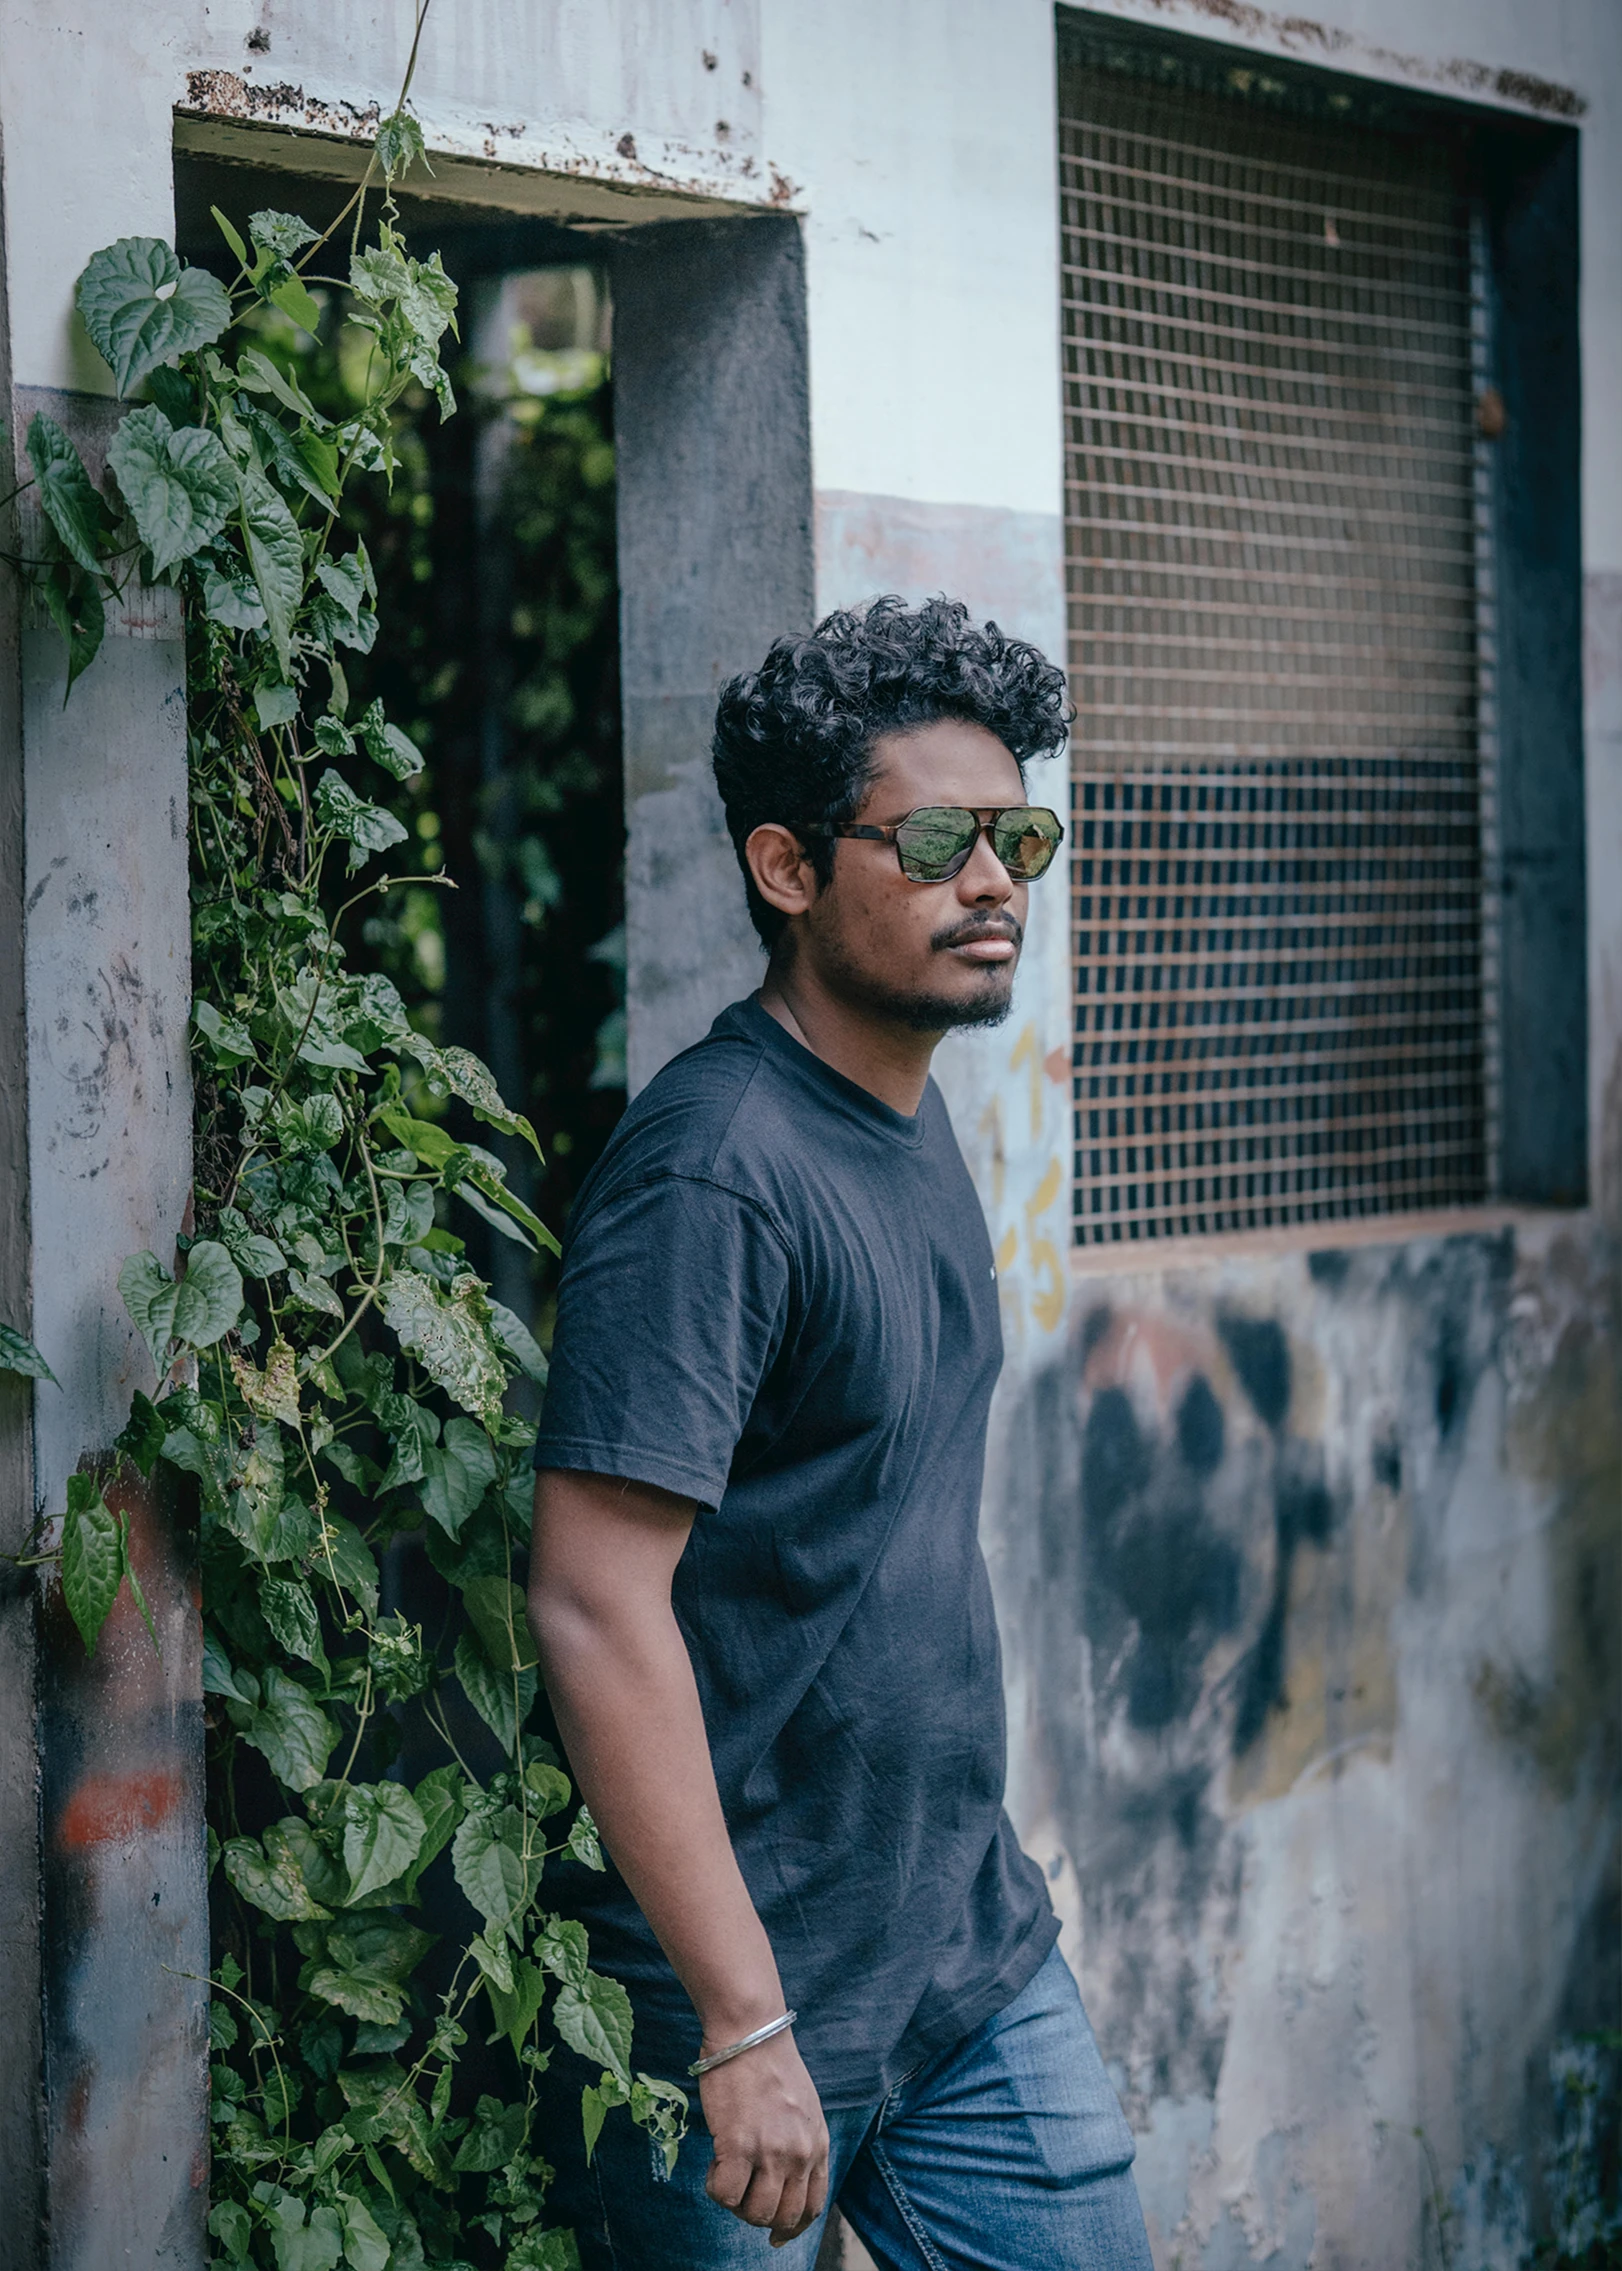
531,995,1055,2107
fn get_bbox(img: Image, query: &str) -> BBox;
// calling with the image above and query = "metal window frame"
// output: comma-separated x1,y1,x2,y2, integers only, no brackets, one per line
1060,33,1506,1247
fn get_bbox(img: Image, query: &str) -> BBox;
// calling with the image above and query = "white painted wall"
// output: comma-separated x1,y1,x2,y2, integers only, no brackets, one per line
761,0,1064,518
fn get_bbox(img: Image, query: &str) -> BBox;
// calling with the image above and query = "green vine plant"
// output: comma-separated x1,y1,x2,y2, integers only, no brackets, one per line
0,42,684,2271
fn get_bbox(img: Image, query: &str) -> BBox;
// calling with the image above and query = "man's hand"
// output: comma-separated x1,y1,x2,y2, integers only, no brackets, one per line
701,2030,829,2247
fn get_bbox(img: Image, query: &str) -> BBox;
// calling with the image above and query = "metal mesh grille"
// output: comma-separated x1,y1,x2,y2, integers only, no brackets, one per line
1061,64,1491,1243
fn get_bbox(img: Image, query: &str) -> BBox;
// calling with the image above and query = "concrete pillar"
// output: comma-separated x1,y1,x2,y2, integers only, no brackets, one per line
0,17,208,2260
610,214,815,1092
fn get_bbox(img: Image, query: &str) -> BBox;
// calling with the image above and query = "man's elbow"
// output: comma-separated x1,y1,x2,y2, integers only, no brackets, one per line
526,1563,603,1674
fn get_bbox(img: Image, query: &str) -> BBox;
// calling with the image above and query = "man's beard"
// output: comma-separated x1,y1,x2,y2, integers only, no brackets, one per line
819,913,1024,1034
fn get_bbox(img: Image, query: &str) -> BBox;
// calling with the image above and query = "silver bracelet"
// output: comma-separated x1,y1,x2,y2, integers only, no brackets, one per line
688,2009,798,2078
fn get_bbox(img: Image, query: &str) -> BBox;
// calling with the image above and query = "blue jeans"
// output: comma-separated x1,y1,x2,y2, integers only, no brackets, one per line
541,1945,1152,2269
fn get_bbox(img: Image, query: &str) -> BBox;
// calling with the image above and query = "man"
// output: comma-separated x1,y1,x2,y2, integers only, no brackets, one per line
528,598,1151,2269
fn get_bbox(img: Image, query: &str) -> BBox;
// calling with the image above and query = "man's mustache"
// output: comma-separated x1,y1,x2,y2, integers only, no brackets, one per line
930,914,1024,954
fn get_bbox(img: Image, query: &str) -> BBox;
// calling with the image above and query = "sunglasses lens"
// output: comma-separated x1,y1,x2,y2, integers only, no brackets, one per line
895,807,977,881
993,808,1063,880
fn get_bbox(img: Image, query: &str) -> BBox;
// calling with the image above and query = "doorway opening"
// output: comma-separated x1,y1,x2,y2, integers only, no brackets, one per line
175,158,627,1348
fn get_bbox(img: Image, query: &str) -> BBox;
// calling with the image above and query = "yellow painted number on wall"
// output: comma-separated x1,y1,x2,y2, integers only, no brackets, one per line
1023,1156,1064,1333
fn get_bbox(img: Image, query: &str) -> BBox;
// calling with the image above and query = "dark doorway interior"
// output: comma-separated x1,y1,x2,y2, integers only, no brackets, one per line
174,159,627,1349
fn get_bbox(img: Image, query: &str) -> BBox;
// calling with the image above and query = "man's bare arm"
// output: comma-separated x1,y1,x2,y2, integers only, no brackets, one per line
528,1468,828,2246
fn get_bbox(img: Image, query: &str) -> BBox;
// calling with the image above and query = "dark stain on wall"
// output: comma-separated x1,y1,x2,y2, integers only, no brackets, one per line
1177,1373,1224,1472
1214,1311,1335,1753
1217,1312,1291,1433
1080,1381,1244,1734
1434,1307,1466,1434
999,1218,1619,2213
1372,1430,1402,1492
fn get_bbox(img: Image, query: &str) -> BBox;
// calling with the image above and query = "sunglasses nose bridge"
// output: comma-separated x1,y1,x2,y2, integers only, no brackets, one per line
958,816,1019,893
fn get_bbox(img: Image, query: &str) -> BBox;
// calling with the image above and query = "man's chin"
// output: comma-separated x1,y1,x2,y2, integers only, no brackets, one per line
820,948,1018,1035
896,978,1016,1034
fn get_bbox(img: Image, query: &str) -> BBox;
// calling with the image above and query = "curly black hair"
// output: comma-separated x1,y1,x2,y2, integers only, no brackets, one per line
712,595,1072,951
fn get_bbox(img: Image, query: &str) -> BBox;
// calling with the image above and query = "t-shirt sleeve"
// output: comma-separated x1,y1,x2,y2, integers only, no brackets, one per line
531,1174,792,1507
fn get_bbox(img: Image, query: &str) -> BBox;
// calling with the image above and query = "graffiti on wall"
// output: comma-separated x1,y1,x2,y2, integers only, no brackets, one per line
963,1017,1070,1354
993,1225,1620,2267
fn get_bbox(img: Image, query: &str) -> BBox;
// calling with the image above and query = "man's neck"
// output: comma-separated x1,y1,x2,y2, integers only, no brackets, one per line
757,967,937,1117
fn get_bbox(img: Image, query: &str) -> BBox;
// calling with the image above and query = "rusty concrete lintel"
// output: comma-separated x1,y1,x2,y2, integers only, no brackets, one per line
38,1458,207,2271
177,69,801,212
1117,0,1588,119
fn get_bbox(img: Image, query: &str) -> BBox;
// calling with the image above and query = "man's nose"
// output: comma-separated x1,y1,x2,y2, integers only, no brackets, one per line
956,826,1014,903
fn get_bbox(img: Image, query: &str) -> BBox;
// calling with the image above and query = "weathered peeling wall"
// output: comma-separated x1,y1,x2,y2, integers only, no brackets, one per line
989,1216,1620,2267
0,128,44,2269
18,560,207,2271
1,3,211,2240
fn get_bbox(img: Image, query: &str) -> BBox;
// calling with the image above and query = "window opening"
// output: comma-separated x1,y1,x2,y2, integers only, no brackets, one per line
1060,48,1494,1243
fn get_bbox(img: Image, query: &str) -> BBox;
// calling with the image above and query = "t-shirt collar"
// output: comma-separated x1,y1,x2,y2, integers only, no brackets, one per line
723,994,931,1149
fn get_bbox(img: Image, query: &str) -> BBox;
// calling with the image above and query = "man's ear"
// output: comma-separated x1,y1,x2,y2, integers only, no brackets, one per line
745,823,819,922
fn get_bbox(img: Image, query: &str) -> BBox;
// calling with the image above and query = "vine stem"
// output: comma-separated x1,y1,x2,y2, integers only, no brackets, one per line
306,1113,389,1373
291,0,435,275
422,1695,474,1781
335,1662,374,1789
166,1966,296,2162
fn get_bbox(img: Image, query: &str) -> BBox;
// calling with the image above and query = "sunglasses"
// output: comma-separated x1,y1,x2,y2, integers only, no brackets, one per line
802,805,1065,885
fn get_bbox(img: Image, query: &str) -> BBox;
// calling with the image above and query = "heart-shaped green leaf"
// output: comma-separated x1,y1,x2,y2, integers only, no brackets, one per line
0,1321,57,1386
237,467,304,674
37,561,104,692
106,406,236,575
118,1240,240,1374
119,1249,181,1378
379,1267,507,1424
197,552,267,631
172,1239,245,1350
420,1418,497,1540
451,1800,530,1934
566,1805,605,1872
453,1631,535,1753
437,1045,543,1157
114,1391,167,1475
534,1915,590,1989
26,414,111,575
355,696,424,780
61,1471,122,1653
312,769,408,874
553,1971,633,2088
76,236,232,395
337,2195,389,2271
260,1574,323,1664
242,1666,337,1792
375,109,427,185
461,1572,537,1674
250,208,321,260
223,1831,332,1922
193,999,255,1067
342,1782,427,1906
